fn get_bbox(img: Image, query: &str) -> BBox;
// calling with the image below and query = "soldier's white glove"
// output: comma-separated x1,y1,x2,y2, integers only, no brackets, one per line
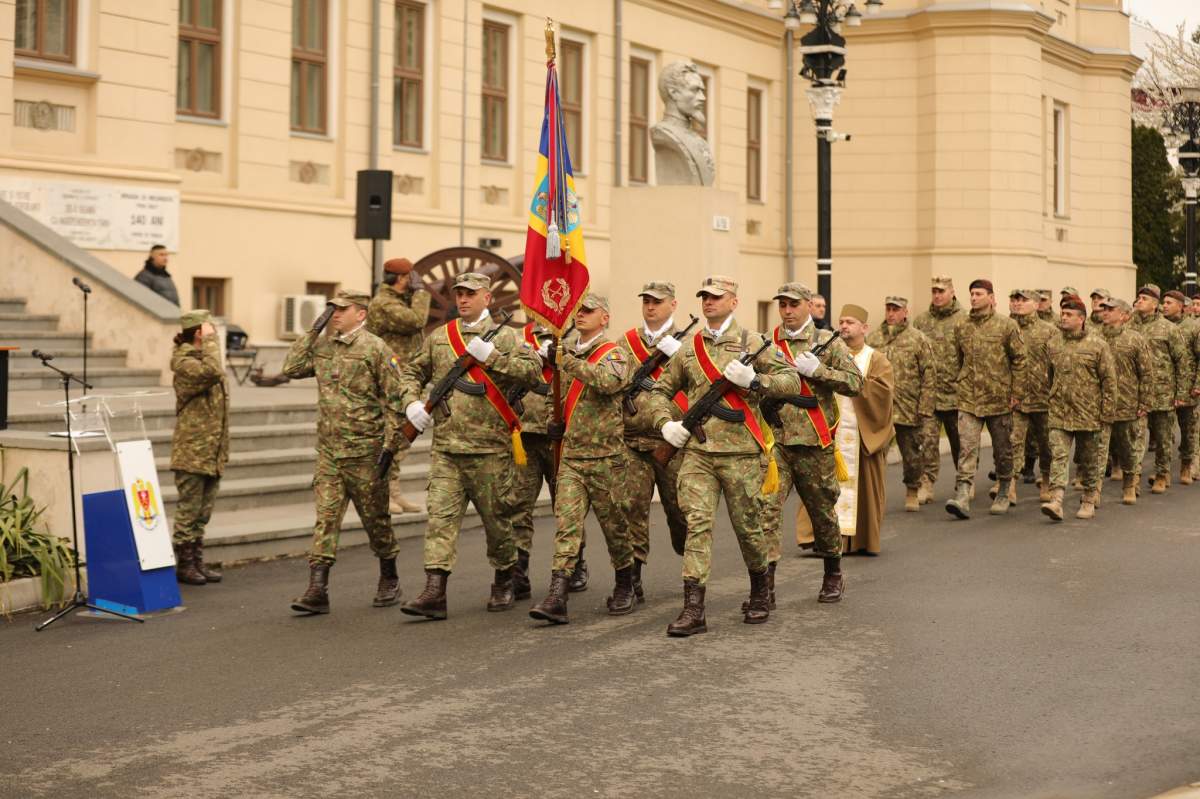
405,401,432,432
662,421,691,448
536,340,552,360
793,351,820,377
655,335,681,357
466,337,495,363
723,360,756,389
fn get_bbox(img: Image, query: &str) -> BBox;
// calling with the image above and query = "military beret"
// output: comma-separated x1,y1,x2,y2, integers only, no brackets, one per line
1164,289,1188,304
1060,294,1087,314
329,289,371,308
969,279,994,294
180,309,211,329
384,257,413,275
1137,284,1161,300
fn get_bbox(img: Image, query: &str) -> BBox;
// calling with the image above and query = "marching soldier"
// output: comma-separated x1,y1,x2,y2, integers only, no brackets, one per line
1162,289,1200,484
397,273,541,619
913,275,966,504
945,279,1027,519
1097,297,1153,505
285,290,405,615
529,295,636,624
1040,295,1115,521
170,309,229,585
1007,289,1056,504
619,281,691,601
1130,284,1188,494
649,276,801,636
866,296,932,511
509,321,555,601
367,257,431,513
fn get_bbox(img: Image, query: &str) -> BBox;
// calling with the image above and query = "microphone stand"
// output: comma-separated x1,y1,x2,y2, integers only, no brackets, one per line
34,354,143,631
74,279,89,409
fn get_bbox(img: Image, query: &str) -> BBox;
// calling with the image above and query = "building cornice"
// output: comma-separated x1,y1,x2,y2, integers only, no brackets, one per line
627,0,783,46
1042,36,1142,78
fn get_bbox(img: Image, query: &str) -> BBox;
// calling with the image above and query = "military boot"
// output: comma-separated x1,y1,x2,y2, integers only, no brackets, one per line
743,568,771,624
1122,473,1138,505
486,567,516,612
904,486,919,512
1110,466,1123,483
917,477,933,505
567,546,589,592
512,548,532,601
373,557,401,607
989,478,1012,515
193,541,222,583
606,565,637,616
1181,460,1194,486
1040,488,1065,522
400,569,448,620
1152,474,1168,494
945,482,971,519
1039,474,1052,503
632,558,646,603
818,560,845,604
666,579,707,637
290,563,330,614
742,560,779,613
1076,491,1097,520
174,541,206,586
988,482,999,501
1007,479,1018,505
528,571,571,624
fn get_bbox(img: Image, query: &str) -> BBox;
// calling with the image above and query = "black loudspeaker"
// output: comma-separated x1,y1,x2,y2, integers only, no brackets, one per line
355,169,393,240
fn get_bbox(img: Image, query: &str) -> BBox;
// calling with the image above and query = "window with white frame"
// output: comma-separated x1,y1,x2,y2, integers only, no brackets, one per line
558,35,586,172
1053,102,1068,217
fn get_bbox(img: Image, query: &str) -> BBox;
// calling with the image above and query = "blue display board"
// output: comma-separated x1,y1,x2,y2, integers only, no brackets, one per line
83,489,181,614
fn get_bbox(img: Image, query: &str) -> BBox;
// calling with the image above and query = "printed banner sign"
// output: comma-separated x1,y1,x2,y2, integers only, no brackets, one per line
115,440,175,570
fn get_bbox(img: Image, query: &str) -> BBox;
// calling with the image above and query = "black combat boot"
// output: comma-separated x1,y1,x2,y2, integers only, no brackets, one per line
743,568,771,624
632,558,646,603
666,579,707,637
606,564,637,616
513,548,532,601
768,560,777,610
290,563,330,614
568,545,589,592
400,569,448,620
818,557,845,603
193,541,222,583
174,541,206,586
529,571,571,624
373,557,401,607
487,567,516,612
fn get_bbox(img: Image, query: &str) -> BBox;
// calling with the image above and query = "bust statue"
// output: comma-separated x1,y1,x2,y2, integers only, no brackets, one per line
650,62,716,186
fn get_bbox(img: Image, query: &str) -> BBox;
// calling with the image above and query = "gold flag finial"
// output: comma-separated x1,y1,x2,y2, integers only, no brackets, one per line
545,18,556,60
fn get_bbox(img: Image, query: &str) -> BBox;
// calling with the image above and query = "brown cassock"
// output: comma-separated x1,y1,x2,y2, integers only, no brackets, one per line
844,348,895,554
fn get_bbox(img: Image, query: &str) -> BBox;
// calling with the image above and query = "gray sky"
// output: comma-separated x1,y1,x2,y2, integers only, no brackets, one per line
1128,0,1193,34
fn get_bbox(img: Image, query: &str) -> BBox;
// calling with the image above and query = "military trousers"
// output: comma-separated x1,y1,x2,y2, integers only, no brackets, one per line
761,444,841,563
1049,428,1101,492
677,449,770,585
552,454,633,573
921,409,962,485
172,471,221,545
511,432,556,554
1144,410,1175,478
625,445,687,563
1012,410,1051,478
424,450,518,573
1175,405,1197,463
894,423,925,490
308,451,397,566
956,411,1014,487
1105,418,1146,478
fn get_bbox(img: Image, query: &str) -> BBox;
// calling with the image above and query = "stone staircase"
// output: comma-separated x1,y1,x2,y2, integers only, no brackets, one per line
0,296,161,389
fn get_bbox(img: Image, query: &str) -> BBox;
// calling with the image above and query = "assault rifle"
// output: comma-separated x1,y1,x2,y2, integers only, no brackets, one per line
760,331,838,427
621,315,700,415
400,309,512,443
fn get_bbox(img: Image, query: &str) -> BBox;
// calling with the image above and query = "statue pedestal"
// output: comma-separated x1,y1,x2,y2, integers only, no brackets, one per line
608,186,739,335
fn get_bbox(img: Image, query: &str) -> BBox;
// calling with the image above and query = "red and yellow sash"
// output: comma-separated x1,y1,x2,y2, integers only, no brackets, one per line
623,328,689,412
524,322,554,385
563,341,619,431
773,326,838,449
693,331,778,494
446,319,526,464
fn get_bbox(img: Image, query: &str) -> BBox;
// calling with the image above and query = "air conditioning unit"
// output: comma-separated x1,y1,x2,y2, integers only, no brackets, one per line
279,294,329,339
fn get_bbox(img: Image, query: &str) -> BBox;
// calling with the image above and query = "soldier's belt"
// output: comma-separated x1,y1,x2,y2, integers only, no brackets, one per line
453,377,488,396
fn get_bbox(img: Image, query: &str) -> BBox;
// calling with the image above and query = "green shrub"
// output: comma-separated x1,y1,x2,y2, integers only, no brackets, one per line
0,466,74,614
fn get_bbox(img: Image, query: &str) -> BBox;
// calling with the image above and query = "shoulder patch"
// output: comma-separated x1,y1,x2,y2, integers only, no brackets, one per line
388,354,402,374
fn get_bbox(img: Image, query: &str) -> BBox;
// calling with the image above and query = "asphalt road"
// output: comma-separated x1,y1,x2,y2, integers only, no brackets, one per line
2,458,1198,799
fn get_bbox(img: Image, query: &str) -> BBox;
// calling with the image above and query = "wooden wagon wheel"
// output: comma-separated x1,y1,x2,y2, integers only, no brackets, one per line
412,247,524,333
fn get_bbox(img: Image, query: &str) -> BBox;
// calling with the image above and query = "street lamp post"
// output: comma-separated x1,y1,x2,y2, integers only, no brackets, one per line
1167,95,1200,298
792,0,881,313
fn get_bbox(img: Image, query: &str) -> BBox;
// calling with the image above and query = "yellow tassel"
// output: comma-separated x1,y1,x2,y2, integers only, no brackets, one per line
761,453,780,496
512,427,527,466
834,449,850,483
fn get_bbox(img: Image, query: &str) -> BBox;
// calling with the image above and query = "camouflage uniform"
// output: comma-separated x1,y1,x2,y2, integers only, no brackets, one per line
649,319,801,585
510,324,555,555
621,322,689,563
170,334,230,544
1011,310,1057,485
913,297,966,486
866,318,933,490
1130,308,1188,479
397,313,541,572
953,306,1027,489
1098,321,1152,481
1046,328,1115,493
762,322,863,559
283,321,404,565
1166,312,1200,469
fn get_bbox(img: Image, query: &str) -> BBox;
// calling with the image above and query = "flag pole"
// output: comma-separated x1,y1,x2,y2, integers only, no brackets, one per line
544,19,566,481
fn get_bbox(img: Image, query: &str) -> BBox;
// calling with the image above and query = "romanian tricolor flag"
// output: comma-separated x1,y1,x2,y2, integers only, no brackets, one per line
522,22,589,336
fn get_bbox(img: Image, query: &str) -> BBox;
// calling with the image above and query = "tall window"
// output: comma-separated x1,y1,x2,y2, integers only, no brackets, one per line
746,88,762,201
291,0,328,134
629,57,650,184
1053,103,1068,216
15,0,74,63
178,0,222,117
559,39,583,170
393,1,423,148
192,277,227,317
481,21,509,161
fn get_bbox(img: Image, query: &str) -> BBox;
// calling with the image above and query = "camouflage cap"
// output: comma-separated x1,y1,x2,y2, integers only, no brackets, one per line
638,281,676,299
1061,286,1079,296
1008,288,1038,300
773,282,814,301
1114,298,1133,312
884,295,908,308
1097,296,1121,309
1038,289,1052,300
580,293,610,313
328,289,372,308
452,272,492,291
180,309,211,329
697,274,738,297
931,275,954,289
1089,287,1112,300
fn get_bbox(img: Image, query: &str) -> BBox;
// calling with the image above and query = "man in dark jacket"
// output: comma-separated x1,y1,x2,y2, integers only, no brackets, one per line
135,244,180,305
